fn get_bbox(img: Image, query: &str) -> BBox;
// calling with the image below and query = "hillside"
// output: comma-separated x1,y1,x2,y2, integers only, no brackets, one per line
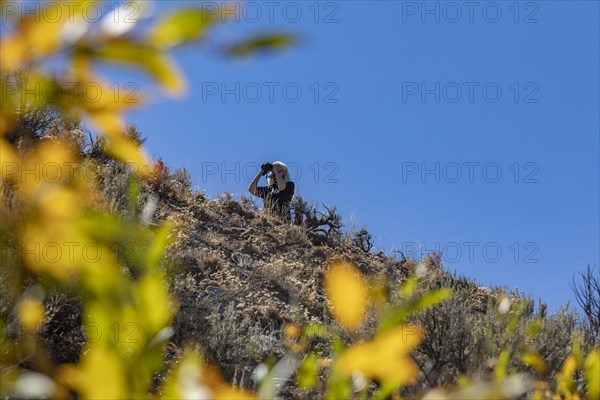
1,131,594,399
58,143,589,396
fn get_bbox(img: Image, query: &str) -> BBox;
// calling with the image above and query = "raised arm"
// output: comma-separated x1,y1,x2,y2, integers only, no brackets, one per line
248,169,263,195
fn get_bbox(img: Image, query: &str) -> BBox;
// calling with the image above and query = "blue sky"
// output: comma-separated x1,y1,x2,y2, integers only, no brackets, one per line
120,1,599,313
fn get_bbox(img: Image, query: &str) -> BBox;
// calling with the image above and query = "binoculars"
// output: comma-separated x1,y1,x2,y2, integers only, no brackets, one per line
260,162,274,176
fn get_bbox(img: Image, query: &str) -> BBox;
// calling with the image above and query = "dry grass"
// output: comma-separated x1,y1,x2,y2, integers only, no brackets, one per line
239,239,259,255
283,224,311,247
203,230,225,247
197,253,222,274
258,259,292,283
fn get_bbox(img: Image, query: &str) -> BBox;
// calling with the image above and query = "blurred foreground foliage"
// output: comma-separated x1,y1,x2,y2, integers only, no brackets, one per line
1,1,598,399
0,1,288,398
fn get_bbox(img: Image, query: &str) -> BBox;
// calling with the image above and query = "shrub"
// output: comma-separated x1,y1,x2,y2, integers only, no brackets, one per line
171,167,193,194
570,265,600,346
201,302,282,385
123,124,147,146
410,284,485,389
353,227,374,253
2,70,64,148
41,295,86,364
95,159,137,214
533,305,579,375
291,196,343,246
149,158,171,189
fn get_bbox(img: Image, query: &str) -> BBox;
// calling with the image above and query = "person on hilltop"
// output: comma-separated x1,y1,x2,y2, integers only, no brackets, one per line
248,161,295,221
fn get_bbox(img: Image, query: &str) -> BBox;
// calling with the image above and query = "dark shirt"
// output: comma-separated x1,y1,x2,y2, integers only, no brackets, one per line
256,181,295,220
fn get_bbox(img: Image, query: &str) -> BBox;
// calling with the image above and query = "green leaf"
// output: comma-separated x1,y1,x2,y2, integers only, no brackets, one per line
128,173,140,216
571,333,583,366
297,353,319,389
373,383,399,400
377,288,453,334
303,323,332,340
223,33,295,58
399,274,417,297
146,224,171,269
507,299,529,334
149,9,217,48
325,369,351,400
525,317,543,339
494,349,511,381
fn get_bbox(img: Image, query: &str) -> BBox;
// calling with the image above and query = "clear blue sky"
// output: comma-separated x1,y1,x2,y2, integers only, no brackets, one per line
121,1,599,313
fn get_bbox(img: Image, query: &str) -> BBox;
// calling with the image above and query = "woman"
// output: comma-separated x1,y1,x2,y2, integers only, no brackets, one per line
248,161,295,221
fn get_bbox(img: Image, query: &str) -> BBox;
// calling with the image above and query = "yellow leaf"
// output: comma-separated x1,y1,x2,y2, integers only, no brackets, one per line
58,73,143,114
0,138,18,184
1,111,16,136
76,343,127,399
162,349,208,399
90,40,187,97
494,349,511,381
18,299,45,332
86,111,150,175
137,271,173,333
557,355,577,395
86,110,124,135
561,355,577,379
337,325,422,386
38,186,80,220
163,348,256,399
324,260,368,331
214,387,258,400
19,139,77,197
19,6,68,56
0,36,27,69
522,351,546,375
585,348,599,400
